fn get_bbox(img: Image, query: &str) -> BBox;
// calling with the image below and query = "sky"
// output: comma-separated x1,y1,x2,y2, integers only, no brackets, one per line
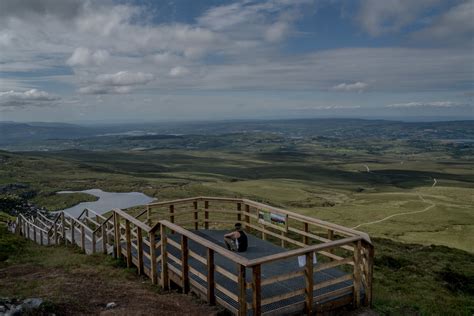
0,0,473,123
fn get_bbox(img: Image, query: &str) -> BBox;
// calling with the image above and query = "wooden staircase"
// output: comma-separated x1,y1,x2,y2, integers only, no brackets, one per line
15,208,115,255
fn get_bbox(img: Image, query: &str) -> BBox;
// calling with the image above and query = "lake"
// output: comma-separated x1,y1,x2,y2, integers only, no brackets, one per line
57,189,156,217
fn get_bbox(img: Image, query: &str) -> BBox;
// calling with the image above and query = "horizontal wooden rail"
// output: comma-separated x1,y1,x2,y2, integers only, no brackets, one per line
215,265,238,283
261,288,305,306
261,270,304,286
189,250,207,264
314,257,353,272
313,274,352,290
215,283,239,302
247,235,362,267
168,238,182,250
148,196,371,244
113,208,152,231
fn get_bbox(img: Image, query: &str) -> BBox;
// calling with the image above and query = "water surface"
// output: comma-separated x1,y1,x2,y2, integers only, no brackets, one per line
57,188,155,217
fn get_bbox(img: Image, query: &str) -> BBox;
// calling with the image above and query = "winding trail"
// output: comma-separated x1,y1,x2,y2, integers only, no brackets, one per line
352,194,436,230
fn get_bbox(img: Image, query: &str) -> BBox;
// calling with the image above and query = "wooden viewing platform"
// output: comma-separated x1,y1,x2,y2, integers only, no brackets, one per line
16,197,374,315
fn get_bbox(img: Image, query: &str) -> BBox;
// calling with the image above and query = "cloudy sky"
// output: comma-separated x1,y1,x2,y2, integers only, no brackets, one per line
0,0,473,122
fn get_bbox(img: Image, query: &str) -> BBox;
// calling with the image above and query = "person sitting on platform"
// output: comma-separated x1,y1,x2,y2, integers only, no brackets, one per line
224,223,248,252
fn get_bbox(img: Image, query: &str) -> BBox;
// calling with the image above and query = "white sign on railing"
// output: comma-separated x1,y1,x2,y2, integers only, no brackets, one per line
298,253,318,267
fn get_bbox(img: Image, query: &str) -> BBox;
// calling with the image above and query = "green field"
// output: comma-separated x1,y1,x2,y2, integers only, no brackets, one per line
1,119,473,314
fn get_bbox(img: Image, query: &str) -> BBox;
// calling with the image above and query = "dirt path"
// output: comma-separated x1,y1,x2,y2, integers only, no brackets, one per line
352,194,436,230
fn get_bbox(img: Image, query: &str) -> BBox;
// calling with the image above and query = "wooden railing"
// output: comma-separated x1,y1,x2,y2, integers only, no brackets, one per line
15,196,373,315
144,197,373,315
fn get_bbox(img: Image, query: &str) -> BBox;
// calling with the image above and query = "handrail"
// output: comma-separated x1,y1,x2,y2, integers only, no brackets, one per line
93,213,113,234
34,217,51,230
246,235,362,267
135,209,148,219
84,208,108,221
244,199,371,243
19,214,49,233
159,220,361,267
47,213,62,234
147,196,372,244
77,208,88,220
147,197,199,207
37,212,54,224
64,212,95,234
113,208,152,231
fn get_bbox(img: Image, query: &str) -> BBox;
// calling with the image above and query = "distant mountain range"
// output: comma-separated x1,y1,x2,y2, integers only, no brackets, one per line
1,118,473,148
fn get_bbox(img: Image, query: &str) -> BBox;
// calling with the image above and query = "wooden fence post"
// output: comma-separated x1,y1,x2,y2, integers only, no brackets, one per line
244,204,250,232
137,227,144,274
114,213,121,259
353,240,362,308
204,201,209,229
160,224,169,290
53,221,57,244
328,229,334,255
46,226,50,246
40,230,44,246
92,232,96,254
149,230,158,284
238,264,247,316
169,205,175,234
17,217,22,236
368,245,374,307
252,264,262,315
146,205,151,226
61,213,66,245
33,225,37,243
237,203,242,222
102,224,107,254
71,221,75,246
181,235,189,293
125,220,132,267
305,251,314,315
80,225,85,251
303,222,309,245
169,205,175,223
207,248,215,305
193,201,199,230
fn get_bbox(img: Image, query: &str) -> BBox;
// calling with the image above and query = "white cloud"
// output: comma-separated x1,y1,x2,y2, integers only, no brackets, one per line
386,101,466,108
332,82,369,92
95,71,154,86
78,85,131,95
169,66,190,77
79,71,154,94
356,0,441,36
0,89,60,108
66,47,109,66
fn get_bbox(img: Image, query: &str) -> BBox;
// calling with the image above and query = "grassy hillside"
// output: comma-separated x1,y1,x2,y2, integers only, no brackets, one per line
1,146,472,252
1,119,473,314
